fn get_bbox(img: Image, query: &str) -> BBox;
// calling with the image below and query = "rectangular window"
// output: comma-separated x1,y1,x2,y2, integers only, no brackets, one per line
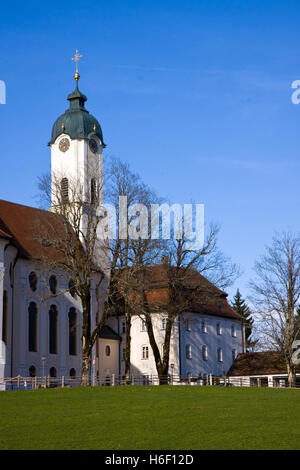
161,317,167,330
186,344,192,359
217,348,223,362
231,324,237,337
216,322,222,335
142,345,149,360
141,319,147,332
232,349,237,362
201,319,207,333
202,345,208,361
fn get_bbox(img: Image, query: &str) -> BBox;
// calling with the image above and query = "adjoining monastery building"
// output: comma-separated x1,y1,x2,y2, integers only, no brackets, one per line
0,72,245,387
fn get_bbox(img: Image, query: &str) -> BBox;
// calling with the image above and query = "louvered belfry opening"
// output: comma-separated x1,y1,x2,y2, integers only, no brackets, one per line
60,177,69,204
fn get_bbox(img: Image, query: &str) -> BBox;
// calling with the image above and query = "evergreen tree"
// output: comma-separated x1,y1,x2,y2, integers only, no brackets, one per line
231,289,257,351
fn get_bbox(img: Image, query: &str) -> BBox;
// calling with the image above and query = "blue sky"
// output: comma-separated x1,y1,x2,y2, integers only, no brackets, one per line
1,0,300,300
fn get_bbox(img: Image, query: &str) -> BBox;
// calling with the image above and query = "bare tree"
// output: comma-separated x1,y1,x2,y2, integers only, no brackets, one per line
121,224,240,384
36,169,110,386
105,157,164,380
249,231,300,387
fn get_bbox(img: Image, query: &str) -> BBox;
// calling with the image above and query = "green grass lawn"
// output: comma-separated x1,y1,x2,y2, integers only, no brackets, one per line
1,385,300,450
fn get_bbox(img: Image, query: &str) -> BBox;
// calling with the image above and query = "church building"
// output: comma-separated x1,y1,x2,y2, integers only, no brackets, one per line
0,66,245,388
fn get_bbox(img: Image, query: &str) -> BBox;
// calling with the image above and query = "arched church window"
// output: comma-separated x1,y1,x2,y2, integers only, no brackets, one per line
2,290,8,344
68,307,77,356
29,365,36,377
49,275,57,295
9,263,13,285
28,302,38,352
49,305,58,354
61,178,69,204
91,178,97,204
69,368,76,378
29,272,38,292
105,345,111,357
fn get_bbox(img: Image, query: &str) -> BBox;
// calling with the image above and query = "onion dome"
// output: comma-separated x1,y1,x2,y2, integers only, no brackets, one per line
49,74,105,146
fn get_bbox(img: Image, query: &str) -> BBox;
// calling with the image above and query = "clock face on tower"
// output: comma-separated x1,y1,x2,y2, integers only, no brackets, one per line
89,138,98,154
59,137,70,153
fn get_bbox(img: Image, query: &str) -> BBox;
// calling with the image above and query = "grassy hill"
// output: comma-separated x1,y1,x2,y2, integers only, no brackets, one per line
1,385,300,450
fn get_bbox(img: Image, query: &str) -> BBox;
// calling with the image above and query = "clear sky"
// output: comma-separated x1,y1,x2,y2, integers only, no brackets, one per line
1,0,300,301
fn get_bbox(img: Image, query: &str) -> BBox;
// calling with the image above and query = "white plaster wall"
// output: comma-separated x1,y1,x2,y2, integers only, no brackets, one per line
50,135,103,206
107,312,243,380
98,339,119,379
180,313,244,378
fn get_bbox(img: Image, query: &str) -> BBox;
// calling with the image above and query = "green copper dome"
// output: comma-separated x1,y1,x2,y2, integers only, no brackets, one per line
49,78,105,146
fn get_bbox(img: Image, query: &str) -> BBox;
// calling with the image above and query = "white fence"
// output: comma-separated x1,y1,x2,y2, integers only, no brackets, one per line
1,373,300,390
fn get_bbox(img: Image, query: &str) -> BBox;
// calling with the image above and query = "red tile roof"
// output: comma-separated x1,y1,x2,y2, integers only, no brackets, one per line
0,199,77,262
228,351,300,376
118,264,242,321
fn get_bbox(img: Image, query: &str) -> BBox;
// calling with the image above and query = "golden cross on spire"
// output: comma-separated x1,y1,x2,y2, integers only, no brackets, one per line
72,49,83,80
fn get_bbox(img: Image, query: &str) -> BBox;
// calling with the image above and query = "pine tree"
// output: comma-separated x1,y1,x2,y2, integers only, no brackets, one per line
231,289,257,351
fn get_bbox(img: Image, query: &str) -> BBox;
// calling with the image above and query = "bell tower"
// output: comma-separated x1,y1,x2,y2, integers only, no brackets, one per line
49,52,106,214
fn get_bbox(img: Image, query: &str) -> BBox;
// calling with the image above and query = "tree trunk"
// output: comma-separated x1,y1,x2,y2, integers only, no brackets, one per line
124,310,131,382
81,347,91,386
80,295,91,386
287,360,296,388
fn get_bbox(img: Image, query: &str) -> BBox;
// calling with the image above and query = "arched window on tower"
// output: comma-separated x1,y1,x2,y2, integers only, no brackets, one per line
28,302,38,352
91,178,97,204
61,178,69,204
49,305,58,354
